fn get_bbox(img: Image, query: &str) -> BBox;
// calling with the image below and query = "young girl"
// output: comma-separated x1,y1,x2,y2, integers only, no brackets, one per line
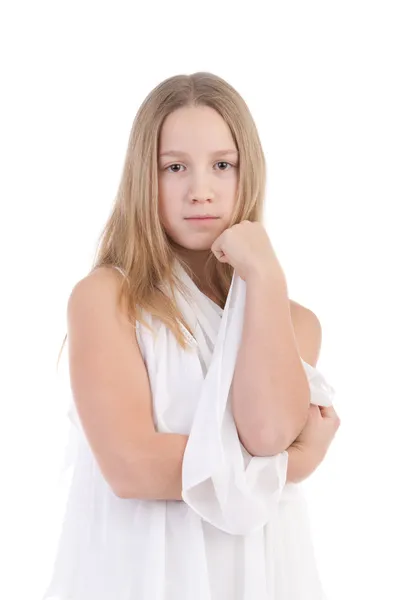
44,72,340,599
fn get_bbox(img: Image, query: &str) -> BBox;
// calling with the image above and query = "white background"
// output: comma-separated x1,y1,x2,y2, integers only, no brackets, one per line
1,1,399,598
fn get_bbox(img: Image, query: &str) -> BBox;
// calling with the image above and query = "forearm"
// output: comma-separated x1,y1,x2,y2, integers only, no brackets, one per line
117,427,321,501
118,432,189,500
118,433,315,500
231,272,310,456
285,445,320,484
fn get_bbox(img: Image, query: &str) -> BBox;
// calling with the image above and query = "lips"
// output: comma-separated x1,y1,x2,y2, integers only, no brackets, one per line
186,215,219,221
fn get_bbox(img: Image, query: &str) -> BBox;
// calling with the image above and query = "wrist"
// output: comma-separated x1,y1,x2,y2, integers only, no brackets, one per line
245,263,287,290
286,445,318,484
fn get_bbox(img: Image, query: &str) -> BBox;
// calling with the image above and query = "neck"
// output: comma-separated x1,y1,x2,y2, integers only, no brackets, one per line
174,247,211,287
172,246,226,310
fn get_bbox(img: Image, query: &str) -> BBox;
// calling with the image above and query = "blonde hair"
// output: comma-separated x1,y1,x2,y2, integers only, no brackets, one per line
57,71,266,368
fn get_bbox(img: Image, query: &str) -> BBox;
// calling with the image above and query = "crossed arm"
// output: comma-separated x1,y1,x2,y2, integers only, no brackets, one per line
231,272,322,457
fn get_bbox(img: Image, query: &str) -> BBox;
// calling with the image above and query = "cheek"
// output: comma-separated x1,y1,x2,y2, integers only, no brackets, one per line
221,190,237,220
158,193,182,241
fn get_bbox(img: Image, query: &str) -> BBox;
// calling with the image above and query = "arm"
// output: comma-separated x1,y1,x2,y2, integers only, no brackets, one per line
66,267,316,502
66,267,190,501
285,445,319,484
119,434,312,499
231,271,311,457
117,432,189,500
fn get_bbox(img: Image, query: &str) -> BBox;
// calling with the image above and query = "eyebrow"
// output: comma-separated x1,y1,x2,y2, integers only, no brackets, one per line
159,149,239,158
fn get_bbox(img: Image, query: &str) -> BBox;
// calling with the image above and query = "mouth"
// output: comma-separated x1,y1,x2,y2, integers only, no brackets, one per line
184,216,219,220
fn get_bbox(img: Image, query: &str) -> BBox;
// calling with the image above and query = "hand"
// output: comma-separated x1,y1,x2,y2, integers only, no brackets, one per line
211,220,286,283
291,404,341,467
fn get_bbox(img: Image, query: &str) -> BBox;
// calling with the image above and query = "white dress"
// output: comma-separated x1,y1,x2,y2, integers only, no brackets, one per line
42,262,336,600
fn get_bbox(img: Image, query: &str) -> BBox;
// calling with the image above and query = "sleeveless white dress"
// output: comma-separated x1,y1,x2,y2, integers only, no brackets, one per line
42,262,336,600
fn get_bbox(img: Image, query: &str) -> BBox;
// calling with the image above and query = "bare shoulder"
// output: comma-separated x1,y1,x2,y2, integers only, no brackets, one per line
70,264,125,294
68,265,130,324
289,299,322,368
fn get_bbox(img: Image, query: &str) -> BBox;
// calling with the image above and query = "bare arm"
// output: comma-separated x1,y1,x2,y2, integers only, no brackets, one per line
231,271,311,457
118,432,189,500
117,435,310,499
285,445,318,484
117,436,312,498
66,266,189,499
66,267,313,502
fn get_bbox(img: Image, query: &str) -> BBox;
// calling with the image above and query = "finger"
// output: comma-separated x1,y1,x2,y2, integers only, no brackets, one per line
319,405,337,419
310,404,322,417
211,246,224,258
210,239,220,254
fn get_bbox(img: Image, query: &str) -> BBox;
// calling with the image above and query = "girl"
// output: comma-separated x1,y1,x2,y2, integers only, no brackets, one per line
44,72,340,599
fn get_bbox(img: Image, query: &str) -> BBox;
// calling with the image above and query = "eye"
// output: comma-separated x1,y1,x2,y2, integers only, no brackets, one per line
165,161,235,173
165,163,184,173
215,161,233,171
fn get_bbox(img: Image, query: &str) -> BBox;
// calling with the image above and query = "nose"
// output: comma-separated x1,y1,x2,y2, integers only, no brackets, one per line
189,174,214,204
191,195,212,204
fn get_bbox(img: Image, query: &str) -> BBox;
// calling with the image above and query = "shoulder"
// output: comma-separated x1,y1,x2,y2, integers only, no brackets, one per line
68,266,122,302
67,266,130,323
289,299,322,368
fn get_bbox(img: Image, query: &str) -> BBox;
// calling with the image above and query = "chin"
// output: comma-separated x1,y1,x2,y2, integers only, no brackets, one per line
167,231,218,253
178,240,213,252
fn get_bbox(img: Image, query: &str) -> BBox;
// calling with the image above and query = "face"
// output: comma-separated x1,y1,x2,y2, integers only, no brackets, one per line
158,105,239,254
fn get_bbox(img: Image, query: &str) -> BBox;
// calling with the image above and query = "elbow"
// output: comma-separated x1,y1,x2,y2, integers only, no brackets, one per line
251,429,288,457
258,431,292,456
110,457,158,500
250,412,310,457
114,487,134,499
238,426,285,457
106,473,135,500
112,478,132,498
111,463,148,499
100,458,143,500
112,477,142,499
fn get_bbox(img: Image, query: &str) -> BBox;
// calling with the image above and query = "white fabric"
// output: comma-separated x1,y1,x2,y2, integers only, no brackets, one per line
42,261,336,599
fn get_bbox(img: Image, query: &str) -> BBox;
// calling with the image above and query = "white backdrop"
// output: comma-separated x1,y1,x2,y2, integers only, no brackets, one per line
1,1,399,599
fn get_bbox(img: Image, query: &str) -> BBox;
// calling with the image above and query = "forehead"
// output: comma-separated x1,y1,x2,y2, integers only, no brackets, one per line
159,106,236,155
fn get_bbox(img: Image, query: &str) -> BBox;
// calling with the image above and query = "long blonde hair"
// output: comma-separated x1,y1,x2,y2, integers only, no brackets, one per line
57,71,267,368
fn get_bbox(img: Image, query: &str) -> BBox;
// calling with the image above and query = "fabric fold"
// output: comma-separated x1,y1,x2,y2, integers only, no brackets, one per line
180,267,335,535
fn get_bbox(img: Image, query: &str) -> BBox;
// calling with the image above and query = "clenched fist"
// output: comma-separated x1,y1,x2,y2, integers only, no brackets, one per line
211,220,286,283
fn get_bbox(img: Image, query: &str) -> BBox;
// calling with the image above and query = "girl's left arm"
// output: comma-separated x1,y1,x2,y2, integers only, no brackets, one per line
231,270,317,457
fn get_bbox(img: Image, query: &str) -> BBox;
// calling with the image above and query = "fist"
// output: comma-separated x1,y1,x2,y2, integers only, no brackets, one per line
292,404,341,465
211,220,286,283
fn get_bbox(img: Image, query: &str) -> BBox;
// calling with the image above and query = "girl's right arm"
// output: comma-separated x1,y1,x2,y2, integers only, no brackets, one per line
67,266,312,501
67,266,188,500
